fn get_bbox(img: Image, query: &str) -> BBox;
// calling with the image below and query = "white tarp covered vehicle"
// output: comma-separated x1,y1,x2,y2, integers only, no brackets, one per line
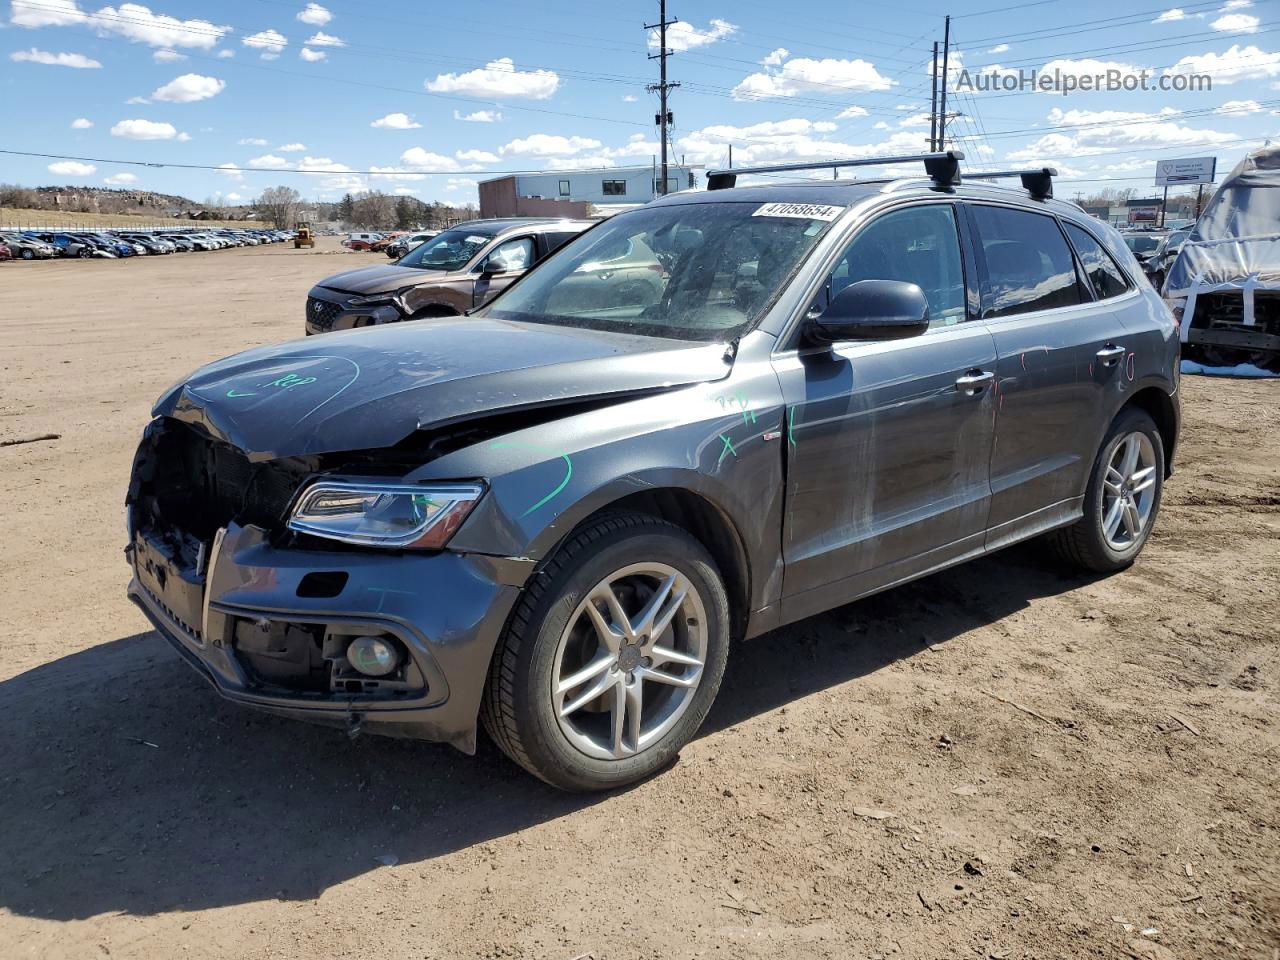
1164,145,1280,371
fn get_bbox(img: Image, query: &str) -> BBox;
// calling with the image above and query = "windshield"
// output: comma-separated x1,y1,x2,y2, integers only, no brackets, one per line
1124,235,1161,254
482,201,840,341
397,228,494,271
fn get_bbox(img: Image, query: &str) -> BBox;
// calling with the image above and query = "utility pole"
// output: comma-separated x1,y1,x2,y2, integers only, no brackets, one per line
939,15,951,150
646,0,680,196
930,42,939,151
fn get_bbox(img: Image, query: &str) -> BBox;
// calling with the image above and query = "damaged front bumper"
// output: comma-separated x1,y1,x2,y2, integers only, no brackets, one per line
127,520,524,752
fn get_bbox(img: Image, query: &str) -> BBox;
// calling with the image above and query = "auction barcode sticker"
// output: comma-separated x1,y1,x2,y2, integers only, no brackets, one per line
752,202,845,221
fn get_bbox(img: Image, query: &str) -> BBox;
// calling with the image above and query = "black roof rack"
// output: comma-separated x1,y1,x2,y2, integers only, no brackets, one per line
966,167,1057,200
705,150,965,191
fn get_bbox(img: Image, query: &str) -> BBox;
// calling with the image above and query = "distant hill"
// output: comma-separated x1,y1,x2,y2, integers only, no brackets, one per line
0,184,255,220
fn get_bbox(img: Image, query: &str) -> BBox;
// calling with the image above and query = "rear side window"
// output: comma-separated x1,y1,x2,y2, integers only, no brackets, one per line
1064,222,1130,300
542,231,581,255
970,205,1084,318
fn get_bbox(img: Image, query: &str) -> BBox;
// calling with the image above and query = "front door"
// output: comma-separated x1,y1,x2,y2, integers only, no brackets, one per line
774,202,998,623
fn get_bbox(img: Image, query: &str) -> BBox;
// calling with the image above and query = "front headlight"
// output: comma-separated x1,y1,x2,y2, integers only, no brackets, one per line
348,286,415,314
287,481,484,549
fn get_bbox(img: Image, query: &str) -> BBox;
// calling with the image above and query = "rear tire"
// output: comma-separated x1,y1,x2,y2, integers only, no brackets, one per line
20,249,33,260
481,513,730,792
1046,407,1164,573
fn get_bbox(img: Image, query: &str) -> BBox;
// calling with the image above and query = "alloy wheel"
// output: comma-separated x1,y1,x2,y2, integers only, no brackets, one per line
1100,431,1158,551
551,562,707,761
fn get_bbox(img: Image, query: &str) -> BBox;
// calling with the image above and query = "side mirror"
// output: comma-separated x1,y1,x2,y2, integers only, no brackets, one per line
806,279,930,343
480,255,507,276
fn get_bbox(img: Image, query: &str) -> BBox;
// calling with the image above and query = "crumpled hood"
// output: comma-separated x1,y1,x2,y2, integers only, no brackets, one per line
316,263,450,295
153,317,731,460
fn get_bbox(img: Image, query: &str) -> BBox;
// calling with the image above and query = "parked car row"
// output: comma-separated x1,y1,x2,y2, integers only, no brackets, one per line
0,227,295,262
340,231,440,255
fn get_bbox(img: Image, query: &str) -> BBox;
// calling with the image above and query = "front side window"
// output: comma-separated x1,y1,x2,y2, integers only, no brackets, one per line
970,205,1084,318
482,236,534,273
819,204,967,329
1064,222,1130,300
483,200,839,341
602,180,627,196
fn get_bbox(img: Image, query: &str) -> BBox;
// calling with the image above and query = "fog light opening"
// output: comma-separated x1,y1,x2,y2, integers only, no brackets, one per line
347,635,400,677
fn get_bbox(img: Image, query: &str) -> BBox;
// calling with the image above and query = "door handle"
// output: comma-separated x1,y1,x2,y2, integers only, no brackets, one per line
955,370,994,396
1096,344,1125,367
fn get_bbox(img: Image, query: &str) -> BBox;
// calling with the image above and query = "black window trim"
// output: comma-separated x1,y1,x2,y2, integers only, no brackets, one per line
558,179,571,197
602,179,627,196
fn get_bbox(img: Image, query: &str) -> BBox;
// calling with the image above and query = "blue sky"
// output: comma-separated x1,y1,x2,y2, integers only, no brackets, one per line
2,0,1277,206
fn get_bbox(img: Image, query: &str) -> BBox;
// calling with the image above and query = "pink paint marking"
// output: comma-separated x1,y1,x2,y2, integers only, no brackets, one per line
1125,352,1136,382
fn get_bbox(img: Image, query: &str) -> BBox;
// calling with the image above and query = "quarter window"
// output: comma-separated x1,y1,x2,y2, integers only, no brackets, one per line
970,205,1084,318
1064,222,1130,300
821,204,967,329
602,180,627,196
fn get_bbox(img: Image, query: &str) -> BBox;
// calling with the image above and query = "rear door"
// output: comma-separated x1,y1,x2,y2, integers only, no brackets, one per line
965,203,1131,548
774,201,998,621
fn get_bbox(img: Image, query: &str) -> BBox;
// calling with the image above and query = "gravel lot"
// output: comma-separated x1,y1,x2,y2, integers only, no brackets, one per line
1,239,1276,960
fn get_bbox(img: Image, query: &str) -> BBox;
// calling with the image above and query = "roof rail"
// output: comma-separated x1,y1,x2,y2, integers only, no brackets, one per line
967,167,1057,200
705,150,965,191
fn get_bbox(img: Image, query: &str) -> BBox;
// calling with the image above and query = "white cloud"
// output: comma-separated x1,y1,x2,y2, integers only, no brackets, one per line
223,191,242,202
988,43,1010,53
898,111,931,127
445,177,477,192
649,18,736,52
296,2,331,26
103,172,137,184
150,72,224,102
10,48,100,67
455,148,499,164
1006,107,1237,163
427,57,559,100
392,187,416,196
71,117,93,128
217,49,234,58
621,95,637,103
500,133,602,156
453,109,503,122
248,153,289,168
299,47,325,61
152,48,185,62
1212,12,1259,32
278,142,306,151
873,120,890,130
732,55,892,100
176,131,191,141
126,95,150,104
218,162,243,179
238,137,267,145
305,30,343,46
762,47,789,67
96,4,229,49
673,119,929,169
1166,44,1280,84
242,28,287,57
400,148,462,171
836,105,868,119
1216,98,1262,113
48,160,96,176
1154,8,1185,21
111,118,181,140
10,0,86,27
1222,0,1252,8
372,112,422,129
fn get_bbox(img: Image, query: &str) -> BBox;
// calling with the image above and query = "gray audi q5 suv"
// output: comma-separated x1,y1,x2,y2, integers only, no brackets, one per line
127,152,1179,791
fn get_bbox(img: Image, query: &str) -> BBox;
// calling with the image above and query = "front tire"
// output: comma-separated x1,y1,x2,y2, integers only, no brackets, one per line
20,248,34,260
1047,407,1165,572
481,513,730,791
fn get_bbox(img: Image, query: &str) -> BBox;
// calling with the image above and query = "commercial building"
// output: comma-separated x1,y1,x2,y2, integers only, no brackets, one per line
479,164,696,219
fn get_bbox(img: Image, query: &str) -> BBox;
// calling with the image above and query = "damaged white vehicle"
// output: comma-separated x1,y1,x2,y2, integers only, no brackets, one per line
1164,145,1280,372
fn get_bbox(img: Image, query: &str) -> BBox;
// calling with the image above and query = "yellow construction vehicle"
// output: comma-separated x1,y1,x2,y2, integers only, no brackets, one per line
293,221,315,249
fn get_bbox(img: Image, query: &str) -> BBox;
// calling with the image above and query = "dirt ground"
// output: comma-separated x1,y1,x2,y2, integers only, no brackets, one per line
1,239,1276,960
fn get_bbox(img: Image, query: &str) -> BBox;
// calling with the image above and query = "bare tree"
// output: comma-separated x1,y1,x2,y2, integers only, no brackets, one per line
254,185,302,228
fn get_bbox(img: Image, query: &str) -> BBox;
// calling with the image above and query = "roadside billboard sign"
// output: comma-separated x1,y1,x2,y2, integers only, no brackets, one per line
1155,157,1216,186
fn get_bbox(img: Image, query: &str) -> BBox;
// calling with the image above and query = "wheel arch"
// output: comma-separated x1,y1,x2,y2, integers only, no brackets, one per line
1123,385,1178,477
